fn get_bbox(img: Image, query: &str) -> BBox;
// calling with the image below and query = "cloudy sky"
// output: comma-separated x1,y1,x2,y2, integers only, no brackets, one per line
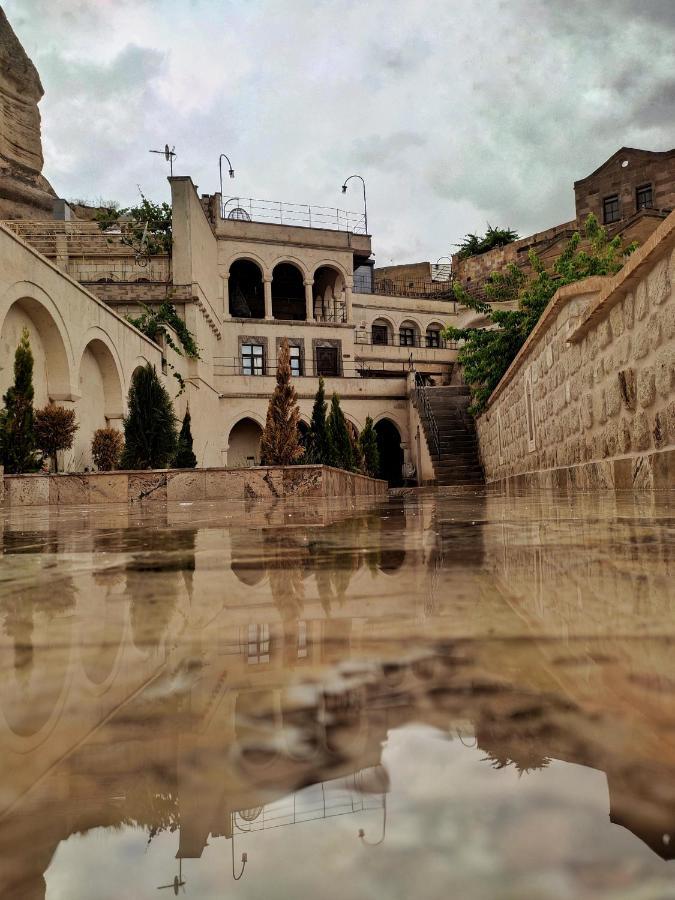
4,0,674,264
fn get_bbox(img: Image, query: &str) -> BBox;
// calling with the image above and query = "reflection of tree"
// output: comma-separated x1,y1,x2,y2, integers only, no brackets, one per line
475,715,551,774
125,528,196,652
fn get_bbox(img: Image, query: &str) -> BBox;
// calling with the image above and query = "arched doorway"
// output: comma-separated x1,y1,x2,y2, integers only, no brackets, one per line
374,418,403,486
313,265,345,322
229,259,264,318
228,417,263,467
272,262,305,321
0,297,71,407
76,338,124,469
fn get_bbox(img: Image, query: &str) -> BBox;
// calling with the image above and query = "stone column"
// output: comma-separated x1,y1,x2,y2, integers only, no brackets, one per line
221,274,230,321
264,278,273,320
344,281,353,323
304,280,315,322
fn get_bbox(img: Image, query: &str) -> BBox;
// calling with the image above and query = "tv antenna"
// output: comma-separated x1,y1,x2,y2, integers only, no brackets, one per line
149,144,177,177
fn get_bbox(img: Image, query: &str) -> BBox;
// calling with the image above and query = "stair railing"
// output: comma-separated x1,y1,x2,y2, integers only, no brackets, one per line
413,369,440,458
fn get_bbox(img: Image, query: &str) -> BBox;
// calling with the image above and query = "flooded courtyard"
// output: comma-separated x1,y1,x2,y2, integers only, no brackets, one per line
1,488,674,900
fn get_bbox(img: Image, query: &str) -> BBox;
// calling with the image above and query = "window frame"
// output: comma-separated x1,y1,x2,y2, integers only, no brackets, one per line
603,194,620,225
372,324,389,346
289,344,302,376
425,329,441,348
399,326,415,347
636,183,653,211
241,342,265,376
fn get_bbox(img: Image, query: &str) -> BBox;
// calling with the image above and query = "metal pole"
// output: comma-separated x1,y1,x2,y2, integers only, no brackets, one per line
341,174,368,234
219,154,235,217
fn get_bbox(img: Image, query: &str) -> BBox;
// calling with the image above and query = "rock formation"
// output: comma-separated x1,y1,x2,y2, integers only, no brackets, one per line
0,6,56,218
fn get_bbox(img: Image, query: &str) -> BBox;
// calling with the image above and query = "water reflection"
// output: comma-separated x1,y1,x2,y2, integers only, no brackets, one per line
0,491,673,898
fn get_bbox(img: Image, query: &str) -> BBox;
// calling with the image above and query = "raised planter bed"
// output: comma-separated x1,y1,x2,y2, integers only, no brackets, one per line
2,464,387,506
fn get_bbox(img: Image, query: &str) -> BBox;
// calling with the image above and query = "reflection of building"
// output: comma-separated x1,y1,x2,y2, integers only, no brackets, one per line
1,493,675,895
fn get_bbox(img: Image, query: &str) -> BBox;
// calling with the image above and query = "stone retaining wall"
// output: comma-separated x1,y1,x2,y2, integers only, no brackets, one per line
2,465,387,507
476,212,675,491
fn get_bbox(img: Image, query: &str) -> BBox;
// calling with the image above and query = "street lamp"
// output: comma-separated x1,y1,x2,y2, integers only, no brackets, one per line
341,174,368,234
357,797,387,846
219,154,235,215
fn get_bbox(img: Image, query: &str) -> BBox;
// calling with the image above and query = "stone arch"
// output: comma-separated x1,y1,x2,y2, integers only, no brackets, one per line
371,315,394,346
425,320,444,348
228,416,263,467
0,286,74,406
399,318,421,348
269,254,309,280
228,258,265,318
373,417,404,486
272,261,306,321
313,263,346,322
75,333,125,470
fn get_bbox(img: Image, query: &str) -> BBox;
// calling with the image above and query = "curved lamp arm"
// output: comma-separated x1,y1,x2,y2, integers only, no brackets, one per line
231,832,248,881
357,796,387,846
219,154,235,214
341,174,368,234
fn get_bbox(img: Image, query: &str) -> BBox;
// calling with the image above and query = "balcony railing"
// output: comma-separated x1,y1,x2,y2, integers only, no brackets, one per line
355,331,457,350
355,272,456,300
221,197,367,234
213,356,413,379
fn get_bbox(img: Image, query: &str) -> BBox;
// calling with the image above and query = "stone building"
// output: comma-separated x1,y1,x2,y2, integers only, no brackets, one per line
452,147,675,299
0,9,466,485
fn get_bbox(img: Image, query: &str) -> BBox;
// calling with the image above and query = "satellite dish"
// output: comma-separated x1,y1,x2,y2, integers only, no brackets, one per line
228,207,251,221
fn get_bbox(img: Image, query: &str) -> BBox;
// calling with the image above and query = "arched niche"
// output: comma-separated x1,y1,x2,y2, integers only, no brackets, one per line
229,259,265,318
0,296,72,407
313,265,345,322
228,417,263,467
272,262,305,321
374,418,404,486
75,337,124,469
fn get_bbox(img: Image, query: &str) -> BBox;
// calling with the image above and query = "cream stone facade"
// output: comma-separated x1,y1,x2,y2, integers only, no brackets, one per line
1,170,460,484
476,211,675,491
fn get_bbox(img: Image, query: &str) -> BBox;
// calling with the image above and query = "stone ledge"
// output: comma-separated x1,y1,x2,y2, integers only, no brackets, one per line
484,448,675,494
2,465,387,507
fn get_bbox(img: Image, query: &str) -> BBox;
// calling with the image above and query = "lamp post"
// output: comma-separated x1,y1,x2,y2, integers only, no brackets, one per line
219,154,235,216
341,174,368,234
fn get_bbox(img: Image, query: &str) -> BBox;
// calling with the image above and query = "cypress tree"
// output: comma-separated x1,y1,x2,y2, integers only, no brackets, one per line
359,415,380,478
121,364,178,469
306,376,334,464
260,338,303,466
174,406,197,468
0,327,37,474
327,393,355,471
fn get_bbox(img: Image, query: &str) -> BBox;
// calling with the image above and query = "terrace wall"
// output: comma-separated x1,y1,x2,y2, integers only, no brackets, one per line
476,213,675,492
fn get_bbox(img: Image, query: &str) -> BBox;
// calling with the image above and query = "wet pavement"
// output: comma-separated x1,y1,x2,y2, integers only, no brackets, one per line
0,488,674,899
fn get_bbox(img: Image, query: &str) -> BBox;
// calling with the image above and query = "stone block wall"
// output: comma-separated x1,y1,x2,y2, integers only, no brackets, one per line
2,465,387,507
476,213,675,491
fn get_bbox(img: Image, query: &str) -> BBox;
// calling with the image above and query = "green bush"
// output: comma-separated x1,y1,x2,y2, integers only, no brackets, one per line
121,364,178,469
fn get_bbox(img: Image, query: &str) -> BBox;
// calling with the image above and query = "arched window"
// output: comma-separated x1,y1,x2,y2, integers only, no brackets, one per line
425,324,443,348
371,318,391,346
399,320,419,348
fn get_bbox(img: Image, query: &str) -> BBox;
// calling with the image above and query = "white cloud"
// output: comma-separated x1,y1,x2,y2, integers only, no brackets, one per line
3,0,674,261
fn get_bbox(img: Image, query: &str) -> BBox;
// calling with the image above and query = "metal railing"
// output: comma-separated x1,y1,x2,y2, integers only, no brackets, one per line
414,370,440,458
354,272,456,300
213,356,412,379
221,196,367,234
355,331,457,350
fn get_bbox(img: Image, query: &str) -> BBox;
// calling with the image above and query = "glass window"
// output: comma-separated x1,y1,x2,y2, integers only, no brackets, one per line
372,324,389,345
636,184,653,210
426,329,441,348
399,327,415,347
289,345,302,376
242,343,264,375
247,623,270,664
603,195,620,224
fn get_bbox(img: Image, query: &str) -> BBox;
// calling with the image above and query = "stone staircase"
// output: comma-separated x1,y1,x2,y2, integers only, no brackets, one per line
419,384,484,486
